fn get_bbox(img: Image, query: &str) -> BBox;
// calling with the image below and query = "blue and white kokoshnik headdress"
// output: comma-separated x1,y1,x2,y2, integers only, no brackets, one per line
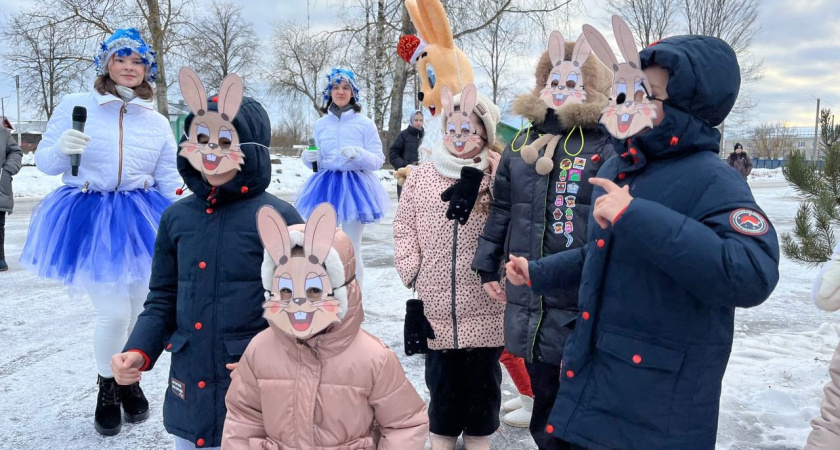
322,68,360,106
94,28,158,85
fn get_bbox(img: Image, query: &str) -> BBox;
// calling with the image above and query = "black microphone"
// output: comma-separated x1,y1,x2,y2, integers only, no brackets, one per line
70,106,87,176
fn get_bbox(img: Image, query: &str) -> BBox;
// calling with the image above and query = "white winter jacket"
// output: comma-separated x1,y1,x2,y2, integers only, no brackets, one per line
306,109,385,172
35,90,180,201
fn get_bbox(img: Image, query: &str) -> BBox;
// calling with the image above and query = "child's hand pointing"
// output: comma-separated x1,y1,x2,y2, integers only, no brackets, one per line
590,178,633,229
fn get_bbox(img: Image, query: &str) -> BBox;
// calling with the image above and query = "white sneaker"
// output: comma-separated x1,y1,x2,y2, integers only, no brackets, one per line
502,394,525,412
502,395,533,428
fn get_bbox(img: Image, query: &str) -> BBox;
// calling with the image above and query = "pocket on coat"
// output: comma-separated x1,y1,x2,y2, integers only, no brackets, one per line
223,331,258,364
588,331,685,434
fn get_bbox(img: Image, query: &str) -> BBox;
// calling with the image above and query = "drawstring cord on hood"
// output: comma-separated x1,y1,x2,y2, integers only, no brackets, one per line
563,126,585,157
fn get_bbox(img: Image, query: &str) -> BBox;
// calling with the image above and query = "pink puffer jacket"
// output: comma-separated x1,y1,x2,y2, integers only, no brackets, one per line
393,161,505,350
222,229,428,450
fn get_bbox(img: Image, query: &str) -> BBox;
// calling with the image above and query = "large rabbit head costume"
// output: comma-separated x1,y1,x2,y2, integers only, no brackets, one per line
258,203,358,339
178,67,246,180
583,16,659,140
400,0,475,117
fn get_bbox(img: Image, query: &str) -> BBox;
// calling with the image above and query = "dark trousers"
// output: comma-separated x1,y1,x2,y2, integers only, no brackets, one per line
396,184,403,200
425,346,504,437
0,211,5,260
526,360,579,450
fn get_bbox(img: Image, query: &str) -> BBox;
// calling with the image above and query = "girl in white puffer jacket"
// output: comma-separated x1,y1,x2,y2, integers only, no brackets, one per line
19,28,180,437
297,68,390,286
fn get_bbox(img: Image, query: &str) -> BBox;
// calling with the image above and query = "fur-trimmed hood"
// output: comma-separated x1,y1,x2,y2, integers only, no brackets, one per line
513,42,612,130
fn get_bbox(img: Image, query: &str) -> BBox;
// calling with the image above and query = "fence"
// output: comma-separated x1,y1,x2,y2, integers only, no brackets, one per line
749,158,824,169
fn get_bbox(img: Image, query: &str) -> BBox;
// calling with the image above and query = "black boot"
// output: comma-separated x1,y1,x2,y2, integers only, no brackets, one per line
120,381,150,423
94,375,122,436
0,260,8,272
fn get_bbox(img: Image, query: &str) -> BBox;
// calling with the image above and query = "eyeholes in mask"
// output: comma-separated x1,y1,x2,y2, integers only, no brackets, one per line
277,277,293,301
426,64,437,89
305,277,324,302
550,74,561,88
448,122,456,134
566,73,579,89
634,79,646,103
615,82,628,105
196,124,210,144
219,128,233,150
460,123,471,134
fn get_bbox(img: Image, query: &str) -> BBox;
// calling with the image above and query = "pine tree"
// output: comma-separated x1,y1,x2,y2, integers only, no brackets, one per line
782,109,840,265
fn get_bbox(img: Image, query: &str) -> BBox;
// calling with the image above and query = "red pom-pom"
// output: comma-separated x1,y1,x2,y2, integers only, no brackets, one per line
241,186,249,194
397,35,421,63
175,188,184,196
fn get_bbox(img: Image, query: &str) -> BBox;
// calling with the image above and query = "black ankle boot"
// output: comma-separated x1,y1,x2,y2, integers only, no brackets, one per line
120,381,150,423
94,375,122,436
0,260,8,272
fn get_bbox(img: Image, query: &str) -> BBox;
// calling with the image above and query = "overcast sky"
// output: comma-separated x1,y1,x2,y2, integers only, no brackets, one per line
1,0,839,134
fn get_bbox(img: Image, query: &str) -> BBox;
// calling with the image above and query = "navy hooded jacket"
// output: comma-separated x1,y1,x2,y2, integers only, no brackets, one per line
530,36,780,449
124,97,302,448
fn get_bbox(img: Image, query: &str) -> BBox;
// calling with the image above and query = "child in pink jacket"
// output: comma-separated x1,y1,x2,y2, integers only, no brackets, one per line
223,204,428,450
393,84,503,450
807,244,840,449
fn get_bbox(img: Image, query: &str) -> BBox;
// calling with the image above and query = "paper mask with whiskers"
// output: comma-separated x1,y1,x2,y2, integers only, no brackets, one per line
441,84,484,159
178,67,246,177
539,31,591,110
257,204,342,339
583,16,658,140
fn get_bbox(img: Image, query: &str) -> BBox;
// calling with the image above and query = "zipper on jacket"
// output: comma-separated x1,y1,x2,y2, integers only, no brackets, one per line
115,105,126,191
82,181,90,193
529,138,555,363
451,222,459,349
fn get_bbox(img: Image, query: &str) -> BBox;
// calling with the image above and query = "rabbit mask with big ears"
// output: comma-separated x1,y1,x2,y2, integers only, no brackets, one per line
539,31,591,110
178,67,245,184
583,16,659,140
441,84,484,160
258,203,350,339
402,0,475,117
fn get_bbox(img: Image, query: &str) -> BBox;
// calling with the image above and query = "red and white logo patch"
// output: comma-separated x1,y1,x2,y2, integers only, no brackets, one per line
729,209,769,236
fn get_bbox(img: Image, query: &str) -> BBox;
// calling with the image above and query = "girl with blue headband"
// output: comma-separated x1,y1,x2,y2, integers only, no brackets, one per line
297,68,390,287
19,28,180,437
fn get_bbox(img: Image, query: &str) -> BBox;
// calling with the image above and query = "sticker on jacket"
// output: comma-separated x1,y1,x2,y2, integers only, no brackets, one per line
570,169,582,182
567,183,580,194
559,169,568,181
170,377,186,400
573,157,586,169
556,182,567,194
729,209,769,236
560,159,573,170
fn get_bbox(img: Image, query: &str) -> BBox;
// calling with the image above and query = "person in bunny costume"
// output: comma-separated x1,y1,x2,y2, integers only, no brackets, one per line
471,30,613,450
297,68,390,288
222,203,428,449
504,17,780,449
18,28,181,436
393,83,503,450
806,248,840,449
110,68,302,450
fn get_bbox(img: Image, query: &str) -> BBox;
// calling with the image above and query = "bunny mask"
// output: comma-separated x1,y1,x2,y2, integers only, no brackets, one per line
404,0,475,117
258,204,357,340
441,84,485,159
583,16,659,140
178,67,246,182
539,31,591,110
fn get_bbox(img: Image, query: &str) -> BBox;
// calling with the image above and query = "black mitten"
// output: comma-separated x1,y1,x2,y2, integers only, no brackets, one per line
404,299,435,356
440,166,484,225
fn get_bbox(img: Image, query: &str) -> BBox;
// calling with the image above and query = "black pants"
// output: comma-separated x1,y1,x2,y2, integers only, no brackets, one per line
526,360,579,450
425,346,504,437
0,211,5,260
396,184,403,200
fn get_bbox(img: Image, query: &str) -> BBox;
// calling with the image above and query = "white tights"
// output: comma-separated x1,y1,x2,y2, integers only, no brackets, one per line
86,282,149,378
341,221,365,287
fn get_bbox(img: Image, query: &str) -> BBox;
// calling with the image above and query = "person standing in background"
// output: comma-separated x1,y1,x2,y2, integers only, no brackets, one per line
390,110,424,199
728,143,753,180
0,121,23,272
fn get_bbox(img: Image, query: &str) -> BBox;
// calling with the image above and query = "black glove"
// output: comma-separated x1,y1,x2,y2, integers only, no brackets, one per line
440,166,484,225
404,299,435,356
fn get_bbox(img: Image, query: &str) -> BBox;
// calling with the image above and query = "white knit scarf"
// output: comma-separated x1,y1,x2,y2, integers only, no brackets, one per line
431,143,489,180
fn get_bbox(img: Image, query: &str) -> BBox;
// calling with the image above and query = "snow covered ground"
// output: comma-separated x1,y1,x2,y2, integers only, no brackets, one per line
0,159,835,450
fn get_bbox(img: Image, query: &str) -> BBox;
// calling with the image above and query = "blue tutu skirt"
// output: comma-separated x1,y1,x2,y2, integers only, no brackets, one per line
19,185,170,288
296,170,391,223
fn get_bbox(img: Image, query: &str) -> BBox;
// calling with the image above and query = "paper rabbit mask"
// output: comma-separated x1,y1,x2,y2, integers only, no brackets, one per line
178,67,246,179
404,0,475,117
257,204,344,339
539,31,591,110
441,84,484,159
583,16,658,140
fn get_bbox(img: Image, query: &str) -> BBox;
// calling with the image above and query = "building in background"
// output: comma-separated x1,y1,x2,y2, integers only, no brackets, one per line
724,126,817,161
0,117,47,153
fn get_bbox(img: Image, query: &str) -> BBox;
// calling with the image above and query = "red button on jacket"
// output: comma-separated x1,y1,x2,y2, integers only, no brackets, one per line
195,322,203,330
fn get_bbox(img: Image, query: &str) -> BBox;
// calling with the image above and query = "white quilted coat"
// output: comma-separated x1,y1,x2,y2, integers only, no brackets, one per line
35,90,181,201
306,109,385,172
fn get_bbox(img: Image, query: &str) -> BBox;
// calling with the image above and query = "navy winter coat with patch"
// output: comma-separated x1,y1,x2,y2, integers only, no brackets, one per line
124,97,302,448
530,36,781,449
